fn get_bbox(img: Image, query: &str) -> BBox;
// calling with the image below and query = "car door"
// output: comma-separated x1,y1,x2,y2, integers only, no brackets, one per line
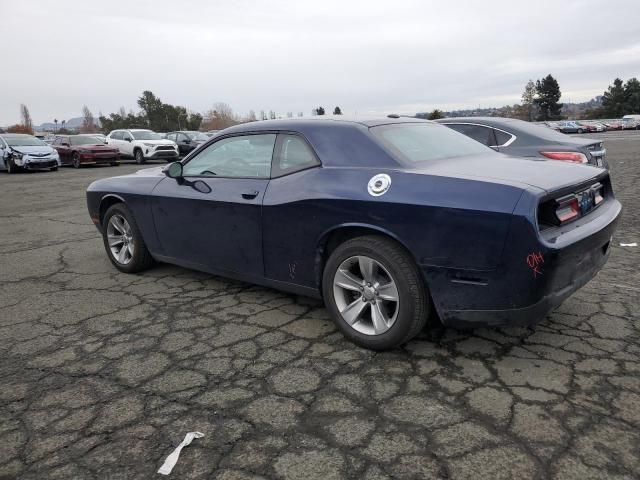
150,132,276,279
174,133,189,156
121,131,135,157
108,131,122,153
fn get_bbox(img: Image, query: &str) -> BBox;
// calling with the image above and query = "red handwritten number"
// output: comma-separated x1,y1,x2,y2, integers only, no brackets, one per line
526,252,544,278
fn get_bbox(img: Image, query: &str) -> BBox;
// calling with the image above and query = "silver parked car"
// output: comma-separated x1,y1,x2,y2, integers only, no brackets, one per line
0,134,61,173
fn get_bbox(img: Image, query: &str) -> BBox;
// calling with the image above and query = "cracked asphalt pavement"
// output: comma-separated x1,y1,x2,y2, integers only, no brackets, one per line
1,131,639,479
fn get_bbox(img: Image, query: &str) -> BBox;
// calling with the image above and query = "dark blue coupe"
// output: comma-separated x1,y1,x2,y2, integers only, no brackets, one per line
87,117,621,350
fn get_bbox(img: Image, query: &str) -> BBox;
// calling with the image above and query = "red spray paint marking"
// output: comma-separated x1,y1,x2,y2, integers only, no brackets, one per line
526,251,544,278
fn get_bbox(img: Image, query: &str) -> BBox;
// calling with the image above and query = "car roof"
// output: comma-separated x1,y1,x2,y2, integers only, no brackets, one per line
222,116,432,134
435,116,596,146
0,133,35,138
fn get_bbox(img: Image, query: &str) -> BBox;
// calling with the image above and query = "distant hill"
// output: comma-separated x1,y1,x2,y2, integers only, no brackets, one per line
36,117,101,132
417,96,604,120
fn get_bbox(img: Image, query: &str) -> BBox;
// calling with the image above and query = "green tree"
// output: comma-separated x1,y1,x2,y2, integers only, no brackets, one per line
601,78,627,117
521,79,536,121
333,106,342,115
534,74,563,121
624,77,640,114
427,109,443,120
316,106,325,115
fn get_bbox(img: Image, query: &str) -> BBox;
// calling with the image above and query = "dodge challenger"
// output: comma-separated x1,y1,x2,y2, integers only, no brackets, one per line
86,117,621,350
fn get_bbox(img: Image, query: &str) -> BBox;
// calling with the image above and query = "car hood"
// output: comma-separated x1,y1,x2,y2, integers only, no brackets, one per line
135,166,166,176
410,153,603,192
10,145,56,155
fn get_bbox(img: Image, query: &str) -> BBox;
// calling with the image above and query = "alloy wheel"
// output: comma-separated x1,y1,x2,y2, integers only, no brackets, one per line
106,214,135,265
332,255,400,335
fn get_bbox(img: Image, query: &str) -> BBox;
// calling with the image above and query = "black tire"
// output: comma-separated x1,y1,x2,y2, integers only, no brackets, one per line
50,166,58,171
110,161,120,167
102,203,154,273
6,157,18,174
72,152,81,168
322,235,429,350
134,149,145,164
577,128,583,134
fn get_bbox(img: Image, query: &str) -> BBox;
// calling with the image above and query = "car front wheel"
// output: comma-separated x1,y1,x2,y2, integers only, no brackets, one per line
102,203,154,273
134,149,145,164
6,157,19,173
72,152,82,168
322,235,429,350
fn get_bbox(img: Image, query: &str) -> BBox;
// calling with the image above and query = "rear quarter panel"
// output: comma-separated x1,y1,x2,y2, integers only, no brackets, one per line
262,167,525,292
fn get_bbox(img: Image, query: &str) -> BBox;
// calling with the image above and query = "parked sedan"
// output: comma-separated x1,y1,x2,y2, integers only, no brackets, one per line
86,118,620,350
556,121,586,134
53,135,120,168
164,131,210,157
0,133,60,173
435,117,607,168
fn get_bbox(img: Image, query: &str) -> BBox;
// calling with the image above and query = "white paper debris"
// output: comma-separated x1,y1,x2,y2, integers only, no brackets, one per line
157,431,204,475
620,243,637,247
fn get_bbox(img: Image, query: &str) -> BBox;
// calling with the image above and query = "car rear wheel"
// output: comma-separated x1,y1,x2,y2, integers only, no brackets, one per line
110,161,120,167
577,128,584,134
134,149,145,164
322,235,429,350
72,153,82,168
102,203,154,273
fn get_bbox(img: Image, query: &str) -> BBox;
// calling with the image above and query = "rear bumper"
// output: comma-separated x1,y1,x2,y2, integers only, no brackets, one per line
441,239,611,328
429,198,621,328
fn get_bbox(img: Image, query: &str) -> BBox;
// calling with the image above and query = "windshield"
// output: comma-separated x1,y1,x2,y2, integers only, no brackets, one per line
131,130,161,140
71,136,104,145
371,123,493,164
186,131,209,141
3,135,46,147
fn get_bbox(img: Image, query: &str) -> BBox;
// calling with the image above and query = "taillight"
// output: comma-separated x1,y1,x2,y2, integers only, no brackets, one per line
540,151,588,164
539,182,606,227
555,195,579,223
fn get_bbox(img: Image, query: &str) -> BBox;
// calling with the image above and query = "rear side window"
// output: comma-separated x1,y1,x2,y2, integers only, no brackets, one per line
272,134,320,177
371,123,493,164
494,129,513,146
111,131,122,140
446,124,496,147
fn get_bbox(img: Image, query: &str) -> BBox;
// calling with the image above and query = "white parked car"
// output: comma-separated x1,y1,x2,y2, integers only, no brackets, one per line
106,129,179,164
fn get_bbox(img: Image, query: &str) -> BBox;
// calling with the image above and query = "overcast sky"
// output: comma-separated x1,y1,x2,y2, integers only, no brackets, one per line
1,0,639,125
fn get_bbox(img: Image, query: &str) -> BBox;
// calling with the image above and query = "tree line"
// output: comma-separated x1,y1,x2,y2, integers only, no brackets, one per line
421,74,640,122
5,76,639,135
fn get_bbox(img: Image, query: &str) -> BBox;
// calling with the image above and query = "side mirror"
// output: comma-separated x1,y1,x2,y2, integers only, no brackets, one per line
125,137,132,142
165,162,183,179
62,142,70,147
184,138,191,144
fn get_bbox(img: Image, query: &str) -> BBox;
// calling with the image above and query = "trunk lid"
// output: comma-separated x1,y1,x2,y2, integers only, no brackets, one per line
411,153,604,192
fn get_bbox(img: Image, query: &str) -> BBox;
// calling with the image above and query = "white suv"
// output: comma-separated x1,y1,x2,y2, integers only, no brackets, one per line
106,129,179,164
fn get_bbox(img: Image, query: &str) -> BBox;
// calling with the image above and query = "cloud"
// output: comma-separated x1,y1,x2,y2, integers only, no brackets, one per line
1,0,639,124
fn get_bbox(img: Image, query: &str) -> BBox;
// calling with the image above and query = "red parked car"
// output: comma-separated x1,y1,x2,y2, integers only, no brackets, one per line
53,135,120,168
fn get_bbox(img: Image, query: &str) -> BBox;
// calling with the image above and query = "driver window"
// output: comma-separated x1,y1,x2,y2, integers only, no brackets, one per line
183,134,276,178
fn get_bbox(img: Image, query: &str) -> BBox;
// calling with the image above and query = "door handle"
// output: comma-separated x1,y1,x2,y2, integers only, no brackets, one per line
241,190,260,200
